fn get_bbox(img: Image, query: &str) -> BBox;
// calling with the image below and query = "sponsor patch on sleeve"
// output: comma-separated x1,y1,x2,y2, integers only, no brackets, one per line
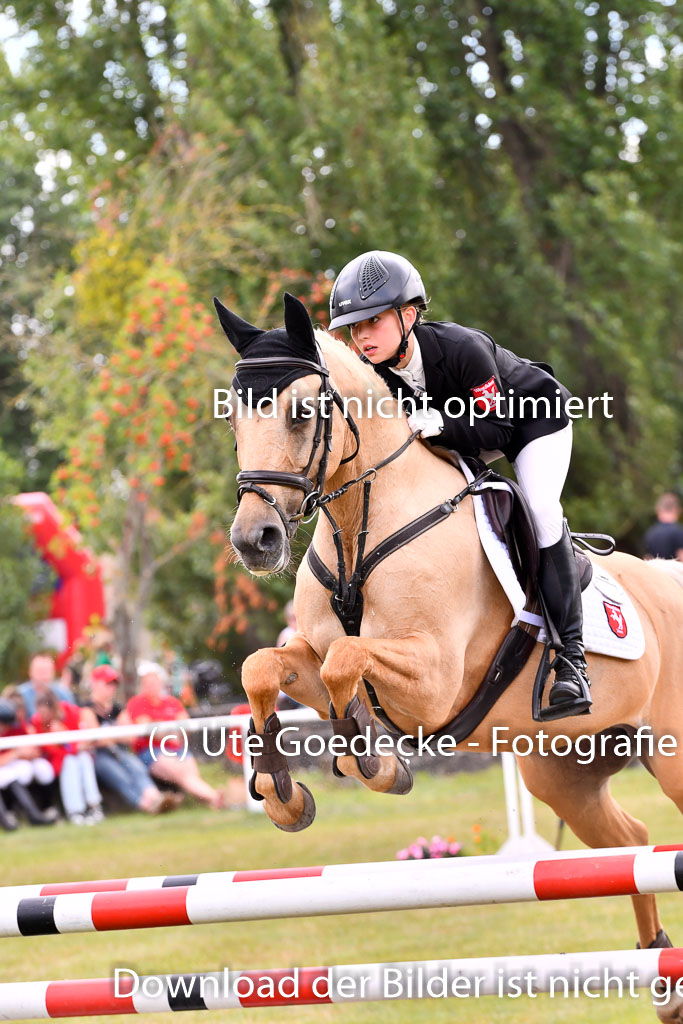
471,375,500,413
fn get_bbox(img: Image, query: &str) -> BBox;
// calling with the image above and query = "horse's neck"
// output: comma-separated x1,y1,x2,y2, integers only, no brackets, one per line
317,397,464,562
311,345,513,716
322,389,401,504
315,343,476,579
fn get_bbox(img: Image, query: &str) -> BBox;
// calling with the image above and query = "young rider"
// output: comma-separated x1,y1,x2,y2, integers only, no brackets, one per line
328,250,590,719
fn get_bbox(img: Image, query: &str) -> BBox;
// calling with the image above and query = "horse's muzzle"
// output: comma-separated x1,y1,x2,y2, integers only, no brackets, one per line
230,519,289,574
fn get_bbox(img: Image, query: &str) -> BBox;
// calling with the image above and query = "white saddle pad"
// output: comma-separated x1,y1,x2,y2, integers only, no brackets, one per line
457,456,645,661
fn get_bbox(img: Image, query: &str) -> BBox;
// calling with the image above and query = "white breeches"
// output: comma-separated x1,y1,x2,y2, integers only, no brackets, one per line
512,423,573,548
0,758,55,789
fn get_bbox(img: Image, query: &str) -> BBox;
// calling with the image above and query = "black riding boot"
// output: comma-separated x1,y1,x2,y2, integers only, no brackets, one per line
8,781,57,826
538,522,592,717
0,790,18,831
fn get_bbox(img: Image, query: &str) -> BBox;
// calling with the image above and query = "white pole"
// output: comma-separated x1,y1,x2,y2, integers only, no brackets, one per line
501,751,521,842
498,753,553,857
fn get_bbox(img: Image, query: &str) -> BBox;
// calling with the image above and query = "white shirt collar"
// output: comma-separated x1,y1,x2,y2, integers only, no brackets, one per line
388,338,426,394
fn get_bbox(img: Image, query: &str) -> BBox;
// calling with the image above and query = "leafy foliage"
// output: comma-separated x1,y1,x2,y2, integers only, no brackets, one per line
0,452,49,681
2,0,681,676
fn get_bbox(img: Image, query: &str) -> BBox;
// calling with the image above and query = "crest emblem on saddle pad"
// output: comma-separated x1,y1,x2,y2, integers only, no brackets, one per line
472,376,499,412
603,600,628,638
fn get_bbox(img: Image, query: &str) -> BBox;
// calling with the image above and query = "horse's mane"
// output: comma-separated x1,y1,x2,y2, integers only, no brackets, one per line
314,328,393,398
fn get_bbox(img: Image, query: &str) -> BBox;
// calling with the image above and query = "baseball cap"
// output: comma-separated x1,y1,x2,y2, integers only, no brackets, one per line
91,665,119,685
136,660,168,684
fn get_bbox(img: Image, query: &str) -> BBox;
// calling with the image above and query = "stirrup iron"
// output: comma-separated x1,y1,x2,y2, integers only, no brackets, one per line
532,641,592,722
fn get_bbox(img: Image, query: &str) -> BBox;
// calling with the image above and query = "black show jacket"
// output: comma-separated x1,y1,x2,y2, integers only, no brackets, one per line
371,320,572,462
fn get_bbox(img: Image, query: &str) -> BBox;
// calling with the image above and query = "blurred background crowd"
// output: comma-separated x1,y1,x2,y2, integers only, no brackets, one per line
0,602,299,833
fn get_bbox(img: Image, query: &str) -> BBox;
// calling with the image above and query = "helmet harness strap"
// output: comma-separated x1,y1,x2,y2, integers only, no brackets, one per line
377,306,416,369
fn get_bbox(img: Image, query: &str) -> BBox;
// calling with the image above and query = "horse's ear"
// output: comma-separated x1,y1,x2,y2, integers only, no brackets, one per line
213,297,262,353
283,292,317,360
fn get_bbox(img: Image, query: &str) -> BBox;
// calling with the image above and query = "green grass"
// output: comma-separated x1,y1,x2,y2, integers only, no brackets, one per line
2,763,682,1023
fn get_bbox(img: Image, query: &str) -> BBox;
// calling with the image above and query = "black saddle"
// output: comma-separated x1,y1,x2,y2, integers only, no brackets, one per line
469,462,594,596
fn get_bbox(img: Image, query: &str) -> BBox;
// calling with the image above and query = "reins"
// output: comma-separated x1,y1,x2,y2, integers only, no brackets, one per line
232,342,491,635
233,345,422,531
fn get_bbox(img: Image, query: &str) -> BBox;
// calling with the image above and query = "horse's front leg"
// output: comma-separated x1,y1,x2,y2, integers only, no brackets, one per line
320,633,441,795
242,633,328,832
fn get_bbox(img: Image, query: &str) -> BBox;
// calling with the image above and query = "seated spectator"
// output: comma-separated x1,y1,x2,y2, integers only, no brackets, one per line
188,659,230,707
18,654,76,718
2,685,31,733
644,493,683,561
31,694,104,826
123,661,223,809
80,666,182,814
0,698,58,830
60,662,83,702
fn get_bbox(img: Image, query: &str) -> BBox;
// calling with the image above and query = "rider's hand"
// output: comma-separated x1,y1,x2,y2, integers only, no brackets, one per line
408,408,444,438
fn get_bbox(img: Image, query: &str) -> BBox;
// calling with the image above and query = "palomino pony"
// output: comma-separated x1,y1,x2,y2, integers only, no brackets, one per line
217,294,683,997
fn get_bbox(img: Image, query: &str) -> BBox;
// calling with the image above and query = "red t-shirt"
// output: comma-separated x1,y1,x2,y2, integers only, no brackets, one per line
126,693,186,754
30,702,82,774
0,722,29,738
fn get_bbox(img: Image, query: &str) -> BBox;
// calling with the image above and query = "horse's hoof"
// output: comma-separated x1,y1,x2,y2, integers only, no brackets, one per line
638,929,673,949
647,932,680,1022
272,782,316,833
386,753,414,795
655,994,683,1024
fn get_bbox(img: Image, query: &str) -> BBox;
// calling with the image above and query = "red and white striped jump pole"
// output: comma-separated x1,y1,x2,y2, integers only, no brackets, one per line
2,948,683,1018
5,843,681,900
2,847,681,938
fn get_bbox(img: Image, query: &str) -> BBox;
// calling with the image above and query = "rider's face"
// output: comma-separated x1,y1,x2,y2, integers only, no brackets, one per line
349,308,415,363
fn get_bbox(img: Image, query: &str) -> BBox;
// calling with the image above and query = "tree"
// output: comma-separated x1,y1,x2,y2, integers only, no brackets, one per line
24,260,224,690
8,0,683,652
0,449,48,681
365,0,683,539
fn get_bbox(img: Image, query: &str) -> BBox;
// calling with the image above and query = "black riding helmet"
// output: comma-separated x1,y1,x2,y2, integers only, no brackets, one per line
329,251,427,366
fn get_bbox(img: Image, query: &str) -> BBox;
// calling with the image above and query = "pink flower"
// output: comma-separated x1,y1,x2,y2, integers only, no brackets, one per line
398,834,464,861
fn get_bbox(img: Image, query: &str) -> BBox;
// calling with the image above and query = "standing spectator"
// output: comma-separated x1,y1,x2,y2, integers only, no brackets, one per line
123,661,223,808
80,666,182,814
643,493,683,561
31,694,104,825
18,654,76,718
0,699,58,830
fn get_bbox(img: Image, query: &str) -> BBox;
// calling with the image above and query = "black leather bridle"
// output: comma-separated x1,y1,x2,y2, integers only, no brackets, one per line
233,346,361,530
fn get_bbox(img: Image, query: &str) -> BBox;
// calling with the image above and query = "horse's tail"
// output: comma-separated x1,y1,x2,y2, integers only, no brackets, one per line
650,558,683,590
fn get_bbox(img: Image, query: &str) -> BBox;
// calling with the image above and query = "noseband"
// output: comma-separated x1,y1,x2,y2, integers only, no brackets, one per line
234,347,361,530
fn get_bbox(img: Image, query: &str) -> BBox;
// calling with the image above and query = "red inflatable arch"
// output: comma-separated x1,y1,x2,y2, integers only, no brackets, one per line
13,493,105,668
